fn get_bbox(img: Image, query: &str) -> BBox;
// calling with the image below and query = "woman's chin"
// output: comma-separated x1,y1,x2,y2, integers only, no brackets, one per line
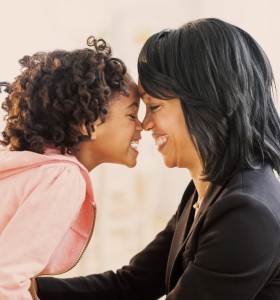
162,157,176,168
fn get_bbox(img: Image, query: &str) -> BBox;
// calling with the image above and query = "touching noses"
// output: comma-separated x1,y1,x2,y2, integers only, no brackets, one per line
135,117,143,132
142,111,154,131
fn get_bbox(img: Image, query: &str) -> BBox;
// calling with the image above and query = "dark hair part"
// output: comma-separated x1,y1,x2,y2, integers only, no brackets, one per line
0,37,128,154
138,18,280,184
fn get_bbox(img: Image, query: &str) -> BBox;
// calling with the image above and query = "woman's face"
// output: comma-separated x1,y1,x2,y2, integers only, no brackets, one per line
139,82,202,175
77,79,142,171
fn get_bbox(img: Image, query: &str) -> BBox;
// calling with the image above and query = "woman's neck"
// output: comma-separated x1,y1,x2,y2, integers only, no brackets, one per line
193,178,209,200
189,166,209,199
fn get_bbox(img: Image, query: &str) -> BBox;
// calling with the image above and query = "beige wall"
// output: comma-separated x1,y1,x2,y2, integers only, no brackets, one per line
0,0,280,280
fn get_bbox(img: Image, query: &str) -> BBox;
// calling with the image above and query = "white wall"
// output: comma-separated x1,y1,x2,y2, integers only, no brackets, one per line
0,0,279,279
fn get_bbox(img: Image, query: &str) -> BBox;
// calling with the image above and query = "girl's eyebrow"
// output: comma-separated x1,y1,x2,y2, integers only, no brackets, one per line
127,102,139,109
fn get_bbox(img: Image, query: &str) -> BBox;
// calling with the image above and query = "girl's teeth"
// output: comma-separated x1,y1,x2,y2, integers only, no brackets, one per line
130,140,139,151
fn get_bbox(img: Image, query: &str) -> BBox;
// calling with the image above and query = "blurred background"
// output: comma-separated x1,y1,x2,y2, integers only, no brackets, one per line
0,0,280,283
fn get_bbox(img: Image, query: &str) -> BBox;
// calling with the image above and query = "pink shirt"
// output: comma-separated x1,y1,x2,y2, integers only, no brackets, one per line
0,149,96,299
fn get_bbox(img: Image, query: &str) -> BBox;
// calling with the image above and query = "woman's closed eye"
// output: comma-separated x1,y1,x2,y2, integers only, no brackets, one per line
149,105,161,112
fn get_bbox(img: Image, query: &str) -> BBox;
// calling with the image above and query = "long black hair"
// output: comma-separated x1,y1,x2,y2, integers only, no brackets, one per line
138,18,280,184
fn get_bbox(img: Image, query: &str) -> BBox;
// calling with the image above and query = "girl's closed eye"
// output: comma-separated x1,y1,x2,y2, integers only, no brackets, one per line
129,113,137,120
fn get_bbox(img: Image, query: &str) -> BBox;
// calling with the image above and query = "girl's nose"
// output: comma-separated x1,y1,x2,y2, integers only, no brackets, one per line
136,118,143,131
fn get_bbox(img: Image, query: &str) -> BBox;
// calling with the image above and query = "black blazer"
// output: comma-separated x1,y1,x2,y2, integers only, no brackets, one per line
38,165,280,299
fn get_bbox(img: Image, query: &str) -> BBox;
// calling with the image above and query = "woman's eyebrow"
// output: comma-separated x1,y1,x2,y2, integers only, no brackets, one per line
139,92,146,99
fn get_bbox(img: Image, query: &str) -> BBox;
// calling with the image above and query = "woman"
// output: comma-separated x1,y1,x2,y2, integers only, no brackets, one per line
37,18,280,299
0,37,142,299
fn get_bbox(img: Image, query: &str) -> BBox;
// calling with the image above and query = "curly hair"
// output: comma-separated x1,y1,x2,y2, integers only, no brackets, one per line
0,37,129,154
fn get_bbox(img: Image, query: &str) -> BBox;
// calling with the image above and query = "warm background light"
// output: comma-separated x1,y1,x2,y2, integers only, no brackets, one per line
0,0,279,286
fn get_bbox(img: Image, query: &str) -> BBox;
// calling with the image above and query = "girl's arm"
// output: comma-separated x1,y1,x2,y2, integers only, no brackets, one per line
0,164,86,300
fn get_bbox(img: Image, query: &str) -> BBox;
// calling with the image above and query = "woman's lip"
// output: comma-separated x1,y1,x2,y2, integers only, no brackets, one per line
152,133,167,139
153,135,168,151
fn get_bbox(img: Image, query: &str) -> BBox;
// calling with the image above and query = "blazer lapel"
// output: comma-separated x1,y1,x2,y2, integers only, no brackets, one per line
166,181,229,292
165,182,196,291
184,182,227,242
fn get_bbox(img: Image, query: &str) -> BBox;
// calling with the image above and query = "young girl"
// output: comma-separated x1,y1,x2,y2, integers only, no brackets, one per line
0,37,142,299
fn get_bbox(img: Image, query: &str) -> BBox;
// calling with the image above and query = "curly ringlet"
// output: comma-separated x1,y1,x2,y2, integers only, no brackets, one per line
0,37,129,154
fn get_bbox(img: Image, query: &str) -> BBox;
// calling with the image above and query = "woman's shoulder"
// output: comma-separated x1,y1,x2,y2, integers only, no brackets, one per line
206,165,280,227
223,165,280,211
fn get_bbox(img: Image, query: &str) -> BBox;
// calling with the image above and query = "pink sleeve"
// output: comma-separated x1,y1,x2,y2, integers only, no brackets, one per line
0,164,86,300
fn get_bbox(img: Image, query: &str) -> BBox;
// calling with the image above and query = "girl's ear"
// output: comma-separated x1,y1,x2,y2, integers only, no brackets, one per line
90,123,99,140
91,117,104,140
79,123,87,135
79,122,98,140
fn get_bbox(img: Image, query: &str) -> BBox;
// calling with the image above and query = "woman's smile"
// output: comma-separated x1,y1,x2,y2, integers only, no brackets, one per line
153,134,168,151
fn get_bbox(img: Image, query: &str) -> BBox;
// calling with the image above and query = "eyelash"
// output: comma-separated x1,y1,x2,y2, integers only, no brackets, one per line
129,114,137,120
149,105,160,112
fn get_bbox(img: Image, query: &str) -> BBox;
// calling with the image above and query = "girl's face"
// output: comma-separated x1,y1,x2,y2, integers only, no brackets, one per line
76,79,142,171
139,81,202,176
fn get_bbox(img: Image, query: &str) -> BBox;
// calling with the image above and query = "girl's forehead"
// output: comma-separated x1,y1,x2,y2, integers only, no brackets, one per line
109,83,140,109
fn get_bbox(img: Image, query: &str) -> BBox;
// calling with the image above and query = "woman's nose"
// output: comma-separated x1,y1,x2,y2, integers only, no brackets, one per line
142,113,154,131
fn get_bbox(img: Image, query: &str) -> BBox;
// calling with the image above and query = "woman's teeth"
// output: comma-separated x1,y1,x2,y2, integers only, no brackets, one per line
155,135,168,148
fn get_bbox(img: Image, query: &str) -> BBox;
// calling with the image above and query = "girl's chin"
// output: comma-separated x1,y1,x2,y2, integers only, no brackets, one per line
120,157,137,168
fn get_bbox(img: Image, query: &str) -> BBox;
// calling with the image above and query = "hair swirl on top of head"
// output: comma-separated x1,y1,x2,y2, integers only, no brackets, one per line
87,36,110,54
0,36,128,154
